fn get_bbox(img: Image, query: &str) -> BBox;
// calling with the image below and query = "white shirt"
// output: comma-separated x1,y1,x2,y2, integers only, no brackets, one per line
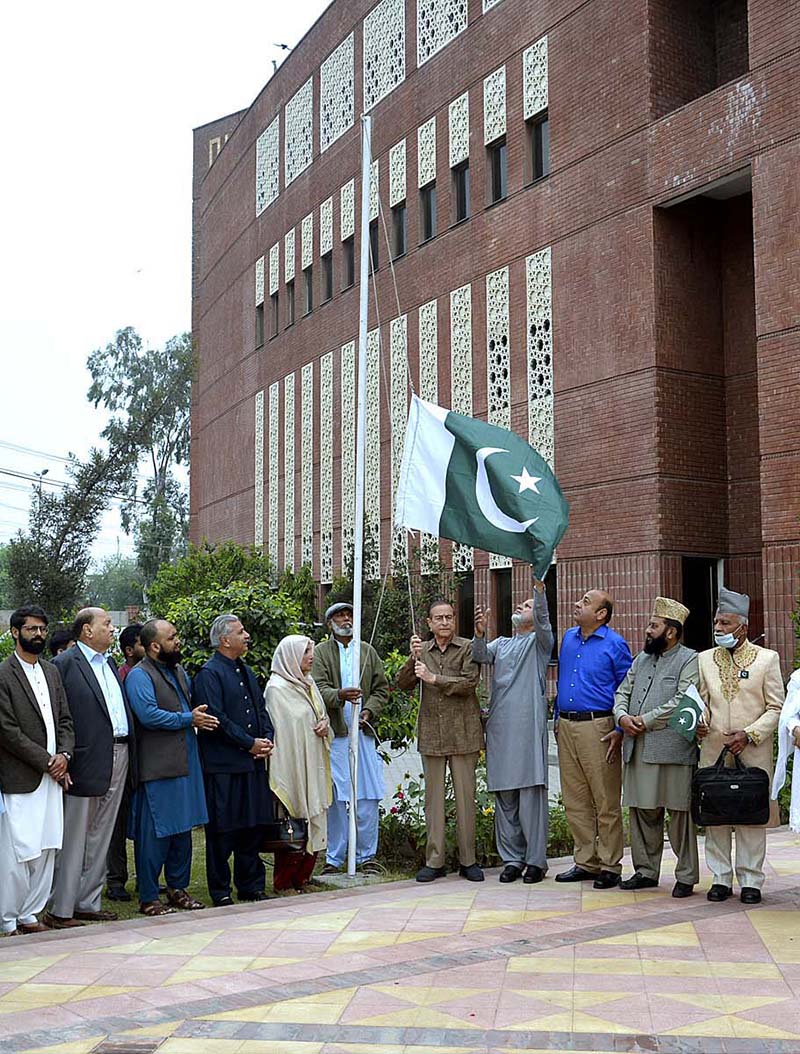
14,653,56,753
76,640,129,736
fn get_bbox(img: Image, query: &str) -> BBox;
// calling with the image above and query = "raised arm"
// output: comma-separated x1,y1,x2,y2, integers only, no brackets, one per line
533,584,554,667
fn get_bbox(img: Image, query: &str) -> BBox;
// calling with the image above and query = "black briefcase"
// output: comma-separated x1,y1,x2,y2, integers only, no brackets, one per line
691,747,770,827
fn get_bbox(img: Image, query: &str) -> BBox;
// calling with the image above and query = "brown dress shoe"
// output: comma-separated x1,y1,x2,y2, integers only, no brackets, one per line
42,913,85,929
74,910,118,922
18,922,49,934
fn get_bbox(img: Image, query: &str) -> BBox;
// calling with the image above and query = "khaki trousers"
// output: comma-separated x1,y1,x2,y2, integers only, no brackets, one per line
629,807,699,885
704,824,767,891
557,714,623,874
50,744,128,918
421,752,479,868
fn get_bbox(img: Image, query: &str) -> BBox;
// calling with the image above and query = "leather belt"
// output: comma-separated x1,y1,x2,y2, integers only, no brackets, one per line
113,736,129,743
559,710,613,722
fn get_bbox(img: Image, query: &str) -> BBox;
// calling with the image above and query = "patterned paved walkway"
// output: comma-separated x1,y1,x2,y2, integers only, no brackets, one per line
3,831,800,1054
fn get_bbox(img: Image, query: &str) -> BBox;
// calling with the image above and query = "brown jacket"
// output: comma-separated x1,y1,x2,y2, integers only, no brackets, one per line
0,654,75,794
396,636,483,755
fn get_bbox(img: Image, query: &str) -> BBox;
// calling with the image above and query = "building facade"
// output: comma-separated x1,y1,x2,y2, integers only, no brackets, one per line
191,0,800,667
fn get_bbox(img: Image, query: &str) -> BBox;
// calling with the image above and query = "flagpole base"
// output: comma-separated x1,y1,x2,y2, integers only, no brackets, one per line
314,872,380,889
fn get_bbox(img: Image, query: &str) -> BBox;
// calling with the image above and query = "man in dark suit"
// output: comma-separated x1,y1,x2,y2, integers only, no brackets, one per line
193,614,273,906
0,606,74,936
45,608,135,928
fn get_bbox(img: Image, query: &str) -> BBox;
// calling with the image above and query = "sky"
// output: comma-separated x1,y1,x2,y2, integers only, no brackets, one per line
0,0,329,564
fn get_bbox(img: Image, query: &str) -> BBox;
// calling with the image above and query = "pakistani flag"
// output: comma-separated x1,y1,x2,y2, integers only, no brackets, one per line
668,684,706,742
395,396,569,577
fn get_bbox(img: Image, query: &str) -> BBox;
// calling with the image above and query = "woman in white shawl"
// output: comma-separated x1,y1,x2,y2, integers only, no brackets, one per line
772,669,800,832
265,635,332,890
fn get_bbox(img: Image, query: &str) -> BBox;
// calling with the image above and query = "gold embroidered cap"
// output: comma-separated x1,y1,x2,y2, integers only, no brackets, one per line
652,596,690,626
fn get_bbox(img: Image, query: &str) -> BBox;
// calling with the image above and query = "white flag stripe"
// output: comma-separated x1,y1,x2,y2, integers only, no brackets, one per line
395,395,454,535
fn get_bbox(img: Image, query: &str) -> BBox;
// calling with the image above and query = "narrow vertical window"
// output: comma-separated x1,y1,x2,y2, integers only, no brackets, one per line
420,182,437,241
286,280,295,327
342,236,355,289
303,266,313,315
255,304,264,347
321,252,333,302
453,162,470,223
526,111,550,183
270,292,279,337
487,138,507,203
369,219,380,270
392,201,407,258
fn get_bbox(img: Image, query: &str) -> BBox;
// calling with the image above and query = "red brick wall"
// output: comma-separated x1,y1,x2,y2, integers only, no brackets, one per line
190,0,800,668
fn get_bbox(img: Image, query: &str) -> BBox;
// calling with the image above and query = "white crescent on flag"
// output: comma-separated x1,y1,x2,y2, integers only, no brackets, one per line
475,447,538,533
676,705,698,732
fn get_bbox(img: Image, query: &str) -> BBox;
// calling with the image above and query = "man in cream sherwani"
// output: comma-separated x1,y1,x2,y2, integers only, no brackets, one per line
697,587,783,905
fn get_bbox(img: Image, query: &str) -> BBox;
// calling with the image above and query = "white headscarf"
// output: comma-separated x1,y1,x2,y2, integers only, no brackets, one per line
269,635,314,690
772,670,800,832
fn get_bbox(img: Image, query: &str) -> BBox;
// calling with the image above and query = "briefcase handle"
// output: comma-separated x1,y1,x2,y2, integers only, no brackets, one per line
712,746,746,772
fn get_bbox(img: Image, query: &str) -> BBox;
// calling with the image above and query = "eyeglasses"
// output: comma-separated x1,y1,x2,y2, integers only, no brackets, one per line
23,627,47,636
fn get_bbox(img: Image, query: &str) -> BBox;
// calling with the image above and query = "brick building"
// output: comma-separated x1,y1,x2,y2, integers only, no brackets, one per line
191,0,800,668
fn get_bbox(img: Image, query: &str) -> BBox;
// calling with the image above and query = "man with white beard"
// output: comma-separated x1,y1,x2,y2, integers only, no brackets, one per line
312,602,389,874
472,581,553,883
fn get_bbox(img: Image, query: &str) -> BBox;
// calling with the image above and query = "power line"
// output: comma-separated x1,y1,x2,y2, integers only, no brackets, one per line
0,440,72,464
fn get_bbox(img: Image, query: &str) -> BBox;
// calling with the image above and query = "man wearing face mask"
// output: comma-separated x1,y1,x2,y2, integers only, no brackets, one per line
613,598,699,897
697,588,784,904
472,581,553,883
311,602,389,875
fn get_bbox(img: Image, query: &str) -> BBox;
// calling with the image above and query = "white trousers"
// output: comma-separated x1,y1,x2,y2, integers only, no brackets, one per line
0,812,56,933
326,790,379,867
50,744,128,917
704,824,767,891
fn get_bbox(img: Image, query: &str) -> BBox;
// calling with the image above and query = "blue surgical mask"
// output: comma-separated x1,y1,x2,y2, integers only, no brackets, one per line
714,632,738,649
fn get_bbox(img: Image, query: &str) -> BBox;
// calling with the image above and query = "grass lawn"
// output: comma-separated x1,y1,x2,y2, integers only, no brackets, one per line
100,829,412,921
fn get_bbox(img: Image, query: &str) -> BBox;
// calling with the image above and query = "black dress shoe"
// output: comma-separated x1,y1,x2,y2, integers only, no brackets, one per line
458,863,485,882
106,887,132,902
523,865,545,884
499,865,523,883
593,870,621,889
707,884,733,902
620,872,658,891
740,887,762,905
416,865,447,883
238,891,273,902
555,865,597,883
213,896,234,907
672,881,694,898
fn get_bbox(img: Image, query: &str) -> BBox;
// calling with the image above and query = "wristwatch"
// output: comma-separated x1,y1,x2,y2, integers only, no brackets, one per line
60,752,72,763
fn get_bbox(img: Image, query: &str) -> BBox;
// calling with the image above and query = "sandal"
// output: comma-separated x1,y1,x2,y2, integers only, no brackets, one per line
139,900,176,916
166,888,205,911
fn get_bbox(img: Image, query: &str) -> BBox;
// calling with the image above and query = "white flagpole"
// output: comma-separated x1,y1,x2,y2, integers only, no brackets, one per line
348,113,372,878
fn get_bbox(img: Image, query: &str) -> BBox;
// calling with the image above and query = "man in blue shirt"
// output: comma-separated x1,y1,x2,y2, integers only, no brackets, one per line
555,589,632,889
126,620,218,916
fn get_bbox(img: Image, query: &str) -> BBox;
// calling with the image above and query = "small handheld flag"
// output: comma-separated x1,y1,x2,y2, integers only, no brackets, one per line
668,684,706,742
395,396,569,578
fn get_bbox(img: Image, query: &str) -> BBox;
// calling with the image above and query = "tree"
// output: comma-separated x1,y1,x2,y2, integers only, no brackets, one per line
0,545,11,607
6,450,133,615
87,327,193,588
147,540,274,617
84,554,144,610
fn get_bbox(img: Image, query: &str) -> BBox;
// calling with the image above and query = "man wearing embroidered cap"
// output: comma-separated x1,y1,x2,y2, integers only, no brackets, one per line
311,602,389,874
614,598,700,897
696,587,784,905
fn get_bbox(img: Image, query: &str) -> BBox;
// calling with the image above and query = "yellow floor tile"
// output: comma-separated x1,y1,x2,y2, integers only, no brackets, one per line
350,1006,481,1029
202,987,357,1024
86,939,151,955
0,954,68,982
119,1019,185,1037
242,909,357,932
642,959,782,980
141,929,223,956
22,1038,106,1054
593,921,700,948
462,909,566,932
158,1041,246,1053
324,930,447,954
664,992,787,1014
580,890,661,911
748,909,800,964
507,988,630,1011
165,954,258,984
369,984,485,1006
0,983,86,1014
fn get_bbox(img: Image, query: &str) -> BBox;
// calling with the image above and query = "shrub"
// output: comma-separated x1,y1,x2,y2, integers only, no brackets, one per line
164,582,300,683
147,541,275,617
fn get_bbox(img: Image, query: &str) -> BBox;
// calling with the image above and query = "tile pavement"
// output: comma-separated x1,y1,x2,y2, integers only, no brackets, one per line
3,831,800,1053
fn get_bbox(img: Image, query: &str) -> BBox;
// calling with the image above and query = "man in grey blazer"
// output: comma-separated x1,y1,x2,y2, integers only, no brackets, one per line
0,606,74,935
46,608,135,928
613,597,700,898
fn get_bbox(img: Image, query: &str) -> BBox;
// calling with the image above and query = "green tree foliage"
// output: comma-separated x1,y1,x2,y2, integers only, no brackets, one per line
164,582,300,684
87,328,193,587
277,564,319,629
325,544,460,657
6,451,133,615
147,541,275,617
0,545,11,607
85,555,143,610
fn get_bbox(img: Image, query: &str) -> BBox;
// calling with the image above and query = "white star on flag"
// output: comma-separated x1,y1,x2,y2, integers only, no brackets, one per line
511,467,542,494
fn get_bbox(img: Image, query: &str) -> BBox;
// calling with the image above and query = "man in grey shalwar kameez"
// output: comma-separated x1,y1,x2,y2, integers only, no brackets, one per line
472,582,553,883
613,597,700,898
